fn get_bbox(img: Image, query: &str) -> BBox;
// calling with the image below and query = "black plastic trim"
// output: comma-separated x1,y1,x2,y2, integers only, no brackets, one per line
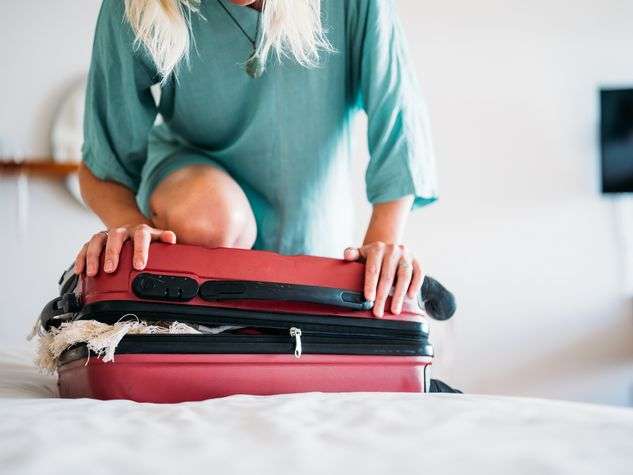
76,300,428,338
58,333,433,365
421,276,456,321
200,280,373,310
132,273,199,301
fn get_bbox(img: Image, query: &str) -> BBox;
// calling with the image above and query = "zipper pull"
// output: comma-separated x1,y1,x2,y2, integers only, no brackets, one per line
289,327,302,358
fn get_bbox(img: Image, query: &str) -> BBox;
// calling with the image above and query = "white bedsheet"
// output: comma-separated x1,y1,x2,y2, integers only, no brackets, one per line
1,346,632,475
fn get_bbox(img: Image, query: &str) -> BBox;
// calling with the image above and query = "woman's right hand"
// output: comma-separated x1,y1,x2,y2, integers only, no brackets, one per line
74,224,177,276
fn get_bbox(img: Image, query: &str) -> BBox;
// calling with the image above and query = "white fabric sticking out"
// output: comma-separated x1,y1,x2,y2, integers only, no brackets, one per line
32,317,242,373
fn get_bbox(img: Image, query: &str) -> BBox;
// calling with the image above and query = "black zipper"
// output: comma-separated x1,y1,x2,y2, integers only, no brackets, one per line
121,334,431,355
59,333,433,365
62,300,432,362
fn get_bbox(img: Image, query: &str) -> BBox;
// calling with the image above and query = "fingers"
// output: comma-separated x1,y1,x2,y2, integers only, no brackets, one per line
407,259,424,300
160,230,177,244
132,225,173,270
391,254,413,315
363,243,384,303
103,227,129,273
76,224,175,276
133,225,154,270
353,242,419,317
85,232,108,277
373,244,400,318
343,247,360,261
74,243,88,275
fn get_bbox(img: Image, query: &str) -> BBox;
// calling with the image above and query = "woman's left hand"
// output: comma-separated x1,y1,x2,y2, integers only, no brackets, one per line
344,242,423,318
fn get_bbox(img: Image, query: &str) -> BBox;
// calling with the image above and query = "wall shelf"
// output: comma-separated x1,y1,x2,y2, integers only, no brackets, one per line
0,158,78,177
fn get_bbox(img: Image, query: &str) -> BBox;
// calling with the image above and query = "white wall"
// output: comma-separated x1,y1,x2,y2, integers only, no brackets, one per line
0,0,101,155
1,0,632,406
393,0,633,406
0,0,103,345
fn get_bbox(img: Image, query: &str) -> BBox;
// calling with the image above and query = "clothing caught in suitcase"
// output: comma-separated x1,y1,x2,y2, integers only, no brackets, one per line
39,242,453,402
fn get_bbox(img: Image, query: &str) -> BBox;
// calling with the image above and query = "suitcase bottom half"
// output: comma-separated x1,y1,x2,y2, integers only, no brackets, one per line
57,352,433,402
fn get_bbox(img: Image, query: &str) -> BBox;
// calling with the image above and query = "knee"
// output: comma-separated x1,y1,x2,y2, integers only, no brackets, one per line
160,206,256,249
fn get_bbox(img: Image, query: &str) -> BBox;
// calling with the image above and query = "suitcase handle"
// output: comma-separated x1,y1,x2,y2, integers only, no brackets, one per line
421,276,456,321
198,276,456,319
39,292,82,330
199,280,374,311
39,296,65,330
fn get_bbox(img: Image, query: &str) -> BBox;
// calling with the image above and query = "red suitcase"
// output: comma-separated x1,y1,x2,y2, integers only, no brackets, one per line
40,242,454,403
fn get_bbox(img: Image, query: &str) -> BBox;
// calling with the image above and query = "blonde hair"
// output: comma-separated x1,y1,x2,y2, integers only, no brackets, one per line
124,0,332,82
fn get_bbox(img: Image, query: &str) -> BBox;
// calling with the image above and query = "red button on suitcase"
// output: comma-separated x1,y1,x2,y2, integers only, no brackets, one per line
40,242,452,403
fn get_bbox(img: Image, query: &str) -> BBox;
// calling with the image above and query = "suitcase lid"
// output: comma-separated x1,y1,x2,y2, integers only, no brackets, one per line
77,242,454,322
44,242,455,333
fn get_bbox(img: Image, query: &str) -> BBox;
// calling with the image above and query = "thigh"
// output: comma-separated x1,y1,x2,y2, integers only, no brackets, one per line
149,164,257,248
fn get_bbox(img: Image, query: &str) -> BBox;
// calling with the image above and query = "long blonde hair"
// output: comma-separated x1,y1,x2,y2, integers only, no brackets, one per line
124,0,332,82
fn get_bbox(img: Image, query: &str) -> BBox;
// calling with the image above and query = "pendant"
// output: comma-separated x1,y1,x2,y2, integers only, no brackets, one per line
245,54,265,79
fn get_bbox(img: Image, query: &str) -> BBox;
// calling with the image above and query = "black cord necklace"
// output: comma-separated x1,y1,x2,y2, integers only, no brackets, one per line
216,0,265,78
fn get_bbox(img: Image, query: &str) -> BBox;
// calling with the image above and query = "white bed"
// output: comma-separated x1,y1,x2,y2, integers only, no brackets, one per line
1,345,632,475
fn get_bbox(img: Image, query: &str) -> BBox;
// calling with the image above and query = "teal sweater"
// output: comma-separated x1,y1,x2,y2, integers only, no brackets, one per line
83,0,437,256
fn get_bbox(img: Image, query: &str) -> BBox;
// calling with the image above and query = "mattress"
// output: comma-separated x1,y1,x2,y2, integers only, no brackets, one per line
1,346,632,475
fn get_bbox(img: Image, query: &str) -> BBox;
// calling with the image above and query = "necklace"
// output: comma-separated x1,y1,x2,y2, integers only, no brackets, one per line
216,0,265,78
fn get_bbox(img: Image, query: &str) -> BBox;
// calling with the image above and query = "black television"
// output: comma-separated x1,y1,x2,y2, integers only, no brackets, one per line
600,88,633,193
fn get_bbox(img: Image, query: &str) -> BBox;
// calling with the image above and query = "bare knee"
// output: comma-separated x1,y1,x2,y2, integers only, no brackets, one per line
156,206,256,249
148,164,257,249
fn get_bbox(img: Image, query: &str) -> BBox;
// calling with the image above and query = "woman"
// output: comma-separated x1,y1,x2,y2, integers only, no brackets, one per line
75,0,438,319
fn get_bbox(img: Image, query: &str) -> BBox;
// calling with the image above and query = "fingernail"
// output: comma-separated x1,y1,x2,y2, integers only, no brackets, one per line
87,264,95,276
134,258,143,269
104,260,113,272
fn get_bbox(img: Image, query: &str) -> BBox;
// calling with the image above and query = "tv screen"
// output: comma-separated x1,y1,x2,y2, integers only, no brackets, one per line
600,88,633,193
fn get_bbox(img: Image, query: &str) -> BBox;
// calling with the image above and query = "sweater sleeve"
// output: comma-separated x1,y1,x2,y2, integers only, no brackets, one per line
348,0,438,209
82,0,159,192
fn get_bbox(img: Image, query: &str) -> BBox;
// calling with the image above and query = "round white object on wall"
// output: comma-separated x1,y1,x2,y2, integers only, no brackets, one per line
51,77,87,206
